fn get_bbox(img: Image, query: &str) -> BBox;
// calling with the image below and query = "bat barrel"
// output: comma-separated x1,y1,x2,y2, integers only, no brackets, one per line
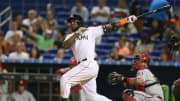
137,5,171,18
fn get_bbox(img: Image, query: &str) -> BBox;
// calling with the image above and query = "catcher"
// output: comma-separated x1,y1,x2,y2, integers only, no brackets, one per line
108,54,164,101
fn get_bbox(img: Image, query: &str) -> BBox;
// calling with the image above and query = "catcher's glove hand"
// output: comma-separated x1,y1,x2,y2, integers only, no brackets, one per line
107,72,124,86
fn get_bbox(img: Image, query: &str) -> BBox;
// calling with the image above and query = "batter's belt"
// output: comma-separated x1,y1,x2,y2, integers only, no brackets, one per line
78,58,98,64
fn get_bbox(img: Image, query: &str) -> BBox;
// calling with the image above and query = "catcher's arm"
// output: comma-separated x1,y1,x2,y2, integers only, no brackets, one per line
102,15,137,33
108,72,143,88
122,77,144,89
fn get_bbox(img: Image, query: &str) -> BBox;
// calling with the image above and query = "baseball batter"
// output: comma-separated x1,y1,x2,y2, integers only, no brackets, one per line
60,14,137,101
109,54,164,101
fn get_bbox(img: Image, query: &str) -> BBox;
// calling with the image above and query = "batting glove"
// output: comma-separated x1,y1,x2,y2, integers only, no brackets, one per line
127,15,137,23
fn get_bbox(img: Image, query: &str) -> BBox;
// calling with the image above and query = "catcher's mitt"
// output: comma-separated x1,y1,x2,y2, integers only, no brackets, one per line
107,72,124,86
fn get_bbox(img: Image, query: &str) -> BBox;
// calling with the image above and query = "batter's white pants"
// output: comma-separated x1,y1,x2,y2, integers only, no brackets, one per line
133,90,163,101
60,60,112,101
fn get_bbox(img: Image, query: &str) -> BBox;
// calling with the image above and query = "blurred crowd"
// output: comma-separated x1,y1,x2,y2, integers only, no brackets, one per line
0,0,180,63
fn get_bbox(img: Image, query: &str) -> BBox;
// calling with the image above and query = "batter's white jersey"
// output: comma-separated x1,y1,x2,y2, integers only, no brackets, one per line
64,26,103,62
133,68,164,101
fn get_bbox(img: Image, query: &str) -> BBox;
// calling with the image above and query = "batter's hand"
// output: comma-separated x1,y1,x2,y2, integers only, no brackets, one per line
76,27,88,35
127,15,137,23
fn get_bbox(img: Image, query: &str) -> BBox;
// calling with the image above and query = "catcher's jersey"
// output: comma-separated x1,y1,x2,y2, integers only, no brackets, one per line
136,68,164,98
64,26,104,62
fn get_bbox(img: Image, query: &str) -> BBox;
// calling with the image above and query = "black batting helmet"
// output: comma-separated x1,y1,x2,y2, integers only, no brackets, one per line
67,14,84,26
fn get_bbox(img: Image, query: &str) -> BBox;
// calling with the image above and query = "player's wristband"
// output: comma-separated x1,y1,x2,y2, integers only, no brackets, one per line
119,18,128,25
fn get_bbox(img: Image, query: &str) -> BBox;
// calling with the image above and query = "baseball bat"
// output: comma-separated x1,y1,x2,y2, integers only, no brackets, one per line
137,5,171,18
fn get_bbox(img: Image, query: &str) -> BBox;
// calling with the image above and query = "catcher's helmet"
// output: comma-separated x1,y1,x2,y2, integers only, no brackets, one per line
131,54,150,71
67,14,84,26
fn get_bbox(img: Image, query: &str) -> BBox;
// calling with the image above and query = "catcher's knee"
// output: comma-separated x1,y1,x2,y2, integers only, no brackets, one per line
122,89,136,101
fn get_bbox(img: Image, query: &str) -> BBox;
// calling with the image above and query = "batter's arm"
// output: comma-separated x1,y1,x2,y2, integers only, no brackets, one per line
102,15,137,33
62,33,79,49
63,27,87,49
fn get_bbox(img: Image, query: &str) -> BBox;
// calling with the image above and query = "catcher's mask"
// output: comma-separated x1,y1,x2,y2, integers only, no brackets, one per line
131,54,150,71
67,14,84,29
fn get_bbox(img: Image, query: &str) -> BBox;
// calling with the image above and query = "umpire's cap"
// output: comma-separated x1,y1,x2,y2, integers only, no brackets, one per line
67,14,84,26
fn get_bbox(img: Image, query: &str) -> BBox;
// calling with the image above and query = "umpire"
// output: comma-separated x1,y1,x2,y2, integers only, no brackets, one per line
174,78,180,101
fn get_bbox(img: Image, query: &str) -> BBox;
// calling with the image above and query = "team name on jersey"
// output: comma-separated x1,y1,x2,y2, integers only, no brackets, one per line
76,35,88,40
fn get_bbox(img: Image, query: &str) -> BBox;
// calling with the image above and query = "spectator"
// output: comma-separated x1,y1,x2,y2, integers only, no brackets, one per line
107,47,122,61
91,0,110,23
161,44,171,61
111,0,129,22
128,40,137,56
9,34,21,52
8,34,21,52
160,52,169,62
54,49,64,60
114,35,128,48
44,10,59,29
163,18,180,40
24,23,38,45
175,47,180,62
53,30,64,49
23,9,37,30
5,21,23,44
0,31,8,54
21,27,54,50
136,35,154,54
16,15,23,30
9,80,36,101
149,19,163,40
0,63,10,101
48,22,59,41
9,42,29,59
0,46,7,59
70,0,89,22
30,46,43,59
173,78,180,101
118,36,130,56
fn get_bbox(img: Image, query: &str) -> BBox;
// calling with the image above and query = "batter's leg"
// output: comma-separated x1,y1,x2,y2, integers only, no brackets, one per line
60,61,98,99
81,77,112,101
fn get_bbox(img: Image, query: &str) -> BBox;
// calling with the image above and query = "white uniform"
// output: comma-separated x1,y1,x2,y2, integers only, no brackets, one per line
60,26,112,101
10,90,36,101
132,68,164,101
0,80,8,101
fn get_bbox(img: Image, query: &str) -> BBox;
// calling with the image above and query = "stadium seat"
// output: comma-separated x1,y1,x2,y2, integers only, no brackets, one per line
43,55,54,59
26,43,34,49
48,49,58,55
149,51,160,57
